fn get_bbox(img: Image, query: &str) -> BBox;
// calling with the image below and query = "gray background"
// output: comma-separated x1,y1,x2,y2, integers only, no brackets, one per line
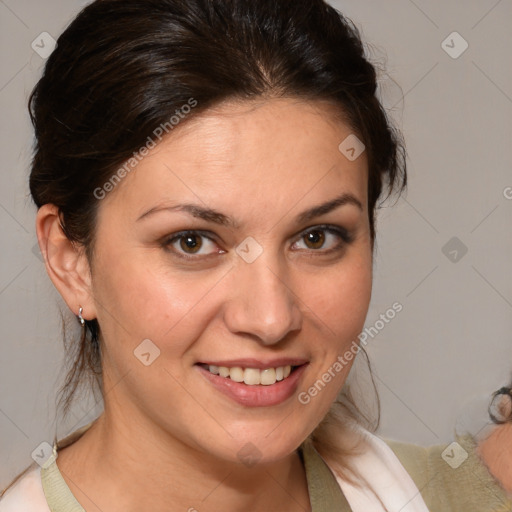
1,0,511,488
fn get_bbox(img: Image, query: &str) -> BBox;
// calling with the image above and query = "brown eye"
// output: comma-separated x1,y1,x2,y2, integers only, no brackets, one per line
292,225,353,254
163,230,221,260
179,233,203,254
303,230,325,249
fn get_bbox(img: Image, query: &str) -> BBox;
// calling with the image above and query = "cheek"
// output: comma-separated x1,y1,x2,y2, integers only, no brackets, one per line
295,256,372,425
302,252,372,345
91,246,218,358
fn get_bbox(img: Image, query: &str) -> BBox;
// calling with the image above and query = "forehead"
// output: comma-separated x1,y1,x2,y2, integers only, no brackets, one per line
99,97,368,222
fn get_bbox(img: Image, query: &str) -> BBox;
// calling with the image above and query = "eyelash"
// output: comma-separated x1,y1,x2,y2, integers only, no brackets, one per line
161,224,354,262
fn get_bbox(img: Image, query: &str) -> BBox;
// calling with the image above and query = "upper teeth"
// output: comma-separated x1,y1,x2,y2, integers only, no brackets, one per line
207,365,292,385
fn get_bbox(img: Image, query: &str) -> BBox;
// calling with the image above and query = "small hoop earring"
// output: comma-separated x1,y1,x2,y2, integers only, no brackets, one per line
78,306,85,327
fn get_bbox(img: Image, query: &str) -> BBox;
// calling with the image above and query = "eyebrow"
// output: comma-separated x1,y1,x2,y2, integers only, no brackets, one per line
136,192,363,228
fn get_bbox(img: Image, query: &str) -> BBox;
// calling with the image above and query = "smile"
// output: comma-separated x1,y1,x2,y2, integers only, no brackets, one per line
199,364,294,386
196,361,309,407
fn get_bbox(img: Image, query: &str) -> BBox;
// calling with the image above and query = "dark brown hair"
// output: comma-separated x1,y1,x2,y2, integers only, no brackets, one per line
27,0,406,477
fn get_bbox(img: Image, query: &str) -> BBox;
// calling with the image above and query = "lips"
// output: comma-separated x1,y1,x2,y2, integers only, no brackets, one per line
195,359,309,407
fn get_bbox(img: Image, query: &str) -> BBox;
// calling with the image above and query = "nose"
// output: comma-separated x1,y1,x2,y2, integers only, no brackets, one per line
223,256,302,346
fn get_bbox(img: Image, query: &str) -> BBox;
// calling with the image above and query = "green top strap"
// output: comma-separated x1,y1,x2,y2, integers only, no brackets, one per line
301,439,353,511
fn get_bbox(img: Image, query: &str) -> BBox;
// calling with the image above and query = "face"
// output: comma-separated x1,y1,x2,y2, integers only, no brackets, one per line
87,97,372,464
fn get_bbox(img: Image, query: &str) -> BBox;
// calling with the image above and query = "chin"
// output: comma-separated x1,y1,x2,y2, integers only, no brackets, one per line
195,428,306,467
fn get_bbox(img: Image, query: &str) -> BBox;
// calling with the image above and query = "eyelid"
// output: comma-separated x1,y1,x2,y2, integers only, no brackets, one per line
296,224,353,243
162,230,221,260
290,224,353,254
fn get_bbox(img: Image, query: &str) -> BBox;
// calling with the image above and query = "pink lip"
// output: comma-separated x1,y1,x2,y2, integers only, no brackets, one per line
197,358,308,369
196,363,308,407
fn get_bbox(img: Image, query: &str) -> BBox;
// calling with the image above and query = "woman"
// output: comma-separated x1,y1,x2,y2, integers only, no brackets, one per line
0,1,510,511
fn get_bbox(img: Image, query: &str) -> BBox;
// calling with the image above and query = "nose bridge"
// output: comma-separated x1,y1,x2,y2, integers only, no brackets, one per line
224,246,302,344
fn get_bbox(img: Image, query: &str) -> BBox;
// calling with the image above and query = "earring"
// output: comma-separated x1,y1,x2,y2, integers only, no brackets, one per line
78,306,85,327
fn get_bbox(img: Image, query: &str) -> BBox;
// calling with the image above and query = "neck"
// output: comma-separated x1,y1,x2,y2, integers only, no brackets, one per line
56,410,311,512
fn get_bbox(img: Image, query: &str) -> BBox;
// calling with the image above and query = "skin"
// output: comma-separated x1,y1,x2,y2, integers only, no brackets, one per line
36,97,373,512
478,424,512,494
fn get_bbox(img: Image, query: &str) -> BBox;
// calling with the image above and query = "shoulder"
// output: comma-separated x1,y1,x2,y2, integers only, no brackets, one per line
1,420,97,512
0,419,96,512
384,434,512,512
0,465,50,512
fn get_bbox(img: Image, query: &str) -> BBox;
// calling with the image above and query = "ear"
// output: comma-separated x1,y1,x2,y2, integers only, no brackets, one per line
35,204,97,321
